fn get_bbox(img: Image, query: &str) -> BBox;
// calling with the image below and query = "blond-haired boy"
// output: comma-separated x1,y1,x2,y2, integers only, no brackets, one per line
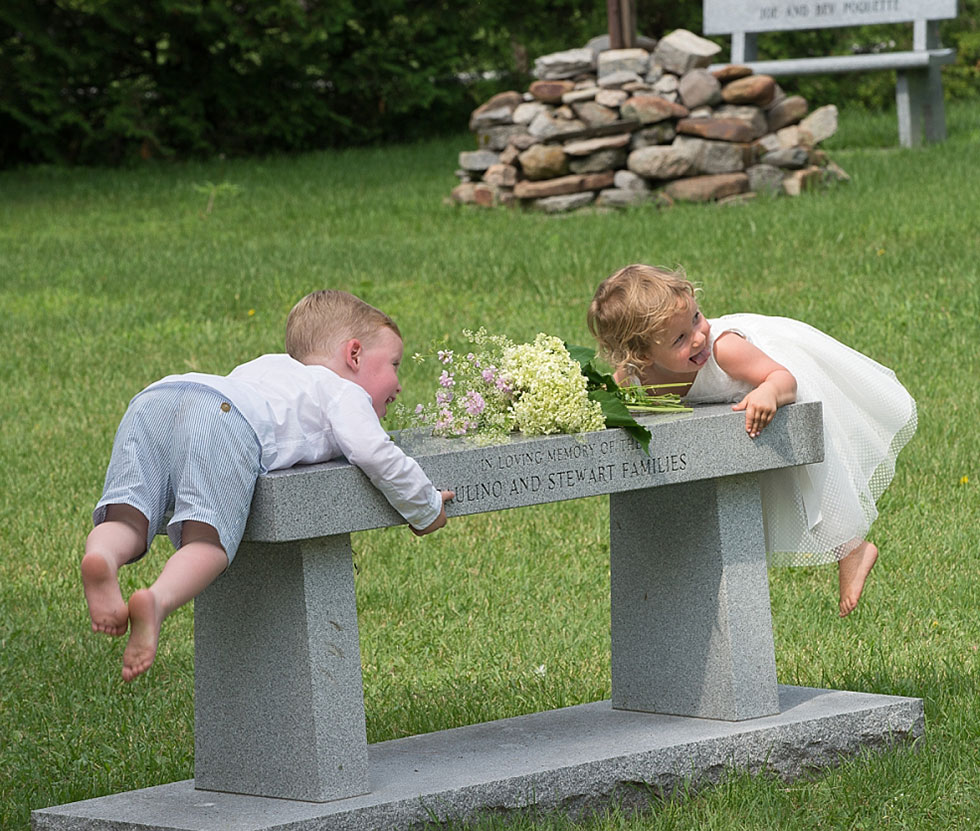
82,290,453,681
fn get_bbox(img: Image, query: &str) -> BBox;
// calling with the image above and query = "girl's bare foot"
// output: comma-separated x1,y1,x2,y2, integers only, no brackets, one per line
122,589,163,681
81,552,129,636
838,541,878,617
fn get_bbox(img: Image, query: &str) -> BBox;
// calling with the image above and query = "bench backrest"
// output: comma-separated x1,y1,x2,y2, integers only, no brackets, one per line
703,0,957,64
703,0,957,37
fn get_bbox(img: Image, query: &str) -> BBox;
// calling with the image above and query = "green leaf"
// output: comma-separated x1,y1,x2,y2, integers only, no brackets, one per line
587,389,652,454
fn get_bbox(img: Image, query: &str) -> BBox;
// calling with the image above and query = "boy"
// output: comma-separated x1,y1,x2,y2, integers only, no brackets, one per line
81,290,454,681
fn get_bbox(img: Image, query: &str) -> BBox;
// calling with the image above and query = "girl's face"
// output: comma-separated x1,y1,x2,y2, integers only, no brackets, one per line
644,296,711,376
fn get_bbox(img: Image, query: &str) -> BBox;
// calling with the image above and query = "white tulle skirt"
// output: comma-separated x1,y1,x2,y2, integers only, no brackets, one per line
686,314,917,567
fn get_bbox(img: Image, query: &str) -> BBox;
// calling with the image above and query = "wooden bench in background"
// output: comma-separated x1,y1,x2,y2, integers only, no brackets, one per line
703,0,958,147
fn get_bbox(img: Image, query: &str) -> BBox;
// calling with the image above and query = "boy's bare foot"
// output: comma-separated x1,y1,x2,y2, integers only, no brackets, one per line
81,552,129,636
122,589,163,681
838,541,878,617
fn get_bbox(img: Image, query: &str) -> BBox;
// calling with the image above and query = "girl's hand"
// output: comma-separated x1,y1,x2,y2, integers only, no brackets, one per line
732,385,779,438
713,333,797,439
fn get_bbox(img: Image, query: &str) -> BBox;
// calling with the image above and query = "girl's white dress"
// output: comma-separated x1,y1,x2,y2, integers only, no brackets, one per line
686,314,917,567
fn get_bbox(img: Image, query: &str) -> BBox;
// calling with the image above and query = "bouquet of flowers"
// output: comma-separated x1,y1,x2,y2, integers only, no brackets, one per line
412,328,690,453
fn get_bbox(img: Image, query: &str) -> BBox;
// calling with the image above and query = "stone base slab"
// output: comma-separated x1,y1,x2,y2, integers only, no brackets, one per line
32,686,923,831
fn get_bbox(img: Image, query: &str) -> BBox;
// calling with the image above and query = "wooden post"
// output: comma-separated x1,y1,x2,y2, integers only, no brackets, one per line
607,0,636,49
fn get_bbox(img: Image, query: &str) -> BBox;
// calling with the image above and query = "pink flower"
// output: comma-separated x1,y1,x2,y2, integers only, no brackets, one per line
437,350,454,364
463,390,485,416
439,370,455,388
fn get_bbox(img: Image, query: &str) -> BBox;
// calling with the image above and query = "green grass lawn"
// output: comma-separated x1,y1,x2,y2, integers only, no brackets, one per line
2,101,979,830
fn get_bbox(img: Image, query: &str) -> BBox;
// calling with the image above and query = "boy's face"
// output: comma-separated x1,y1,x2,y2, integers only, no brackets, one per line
355,327,403,418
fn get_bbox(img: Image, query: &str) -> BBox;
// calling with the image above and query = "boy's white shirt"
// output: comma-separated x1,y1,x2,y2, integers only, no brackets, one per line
144,354,442,530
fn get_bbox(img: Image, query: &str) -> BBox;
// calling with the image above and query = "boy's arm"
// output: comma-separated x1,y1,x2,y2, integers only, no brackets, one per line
713,332,796,438
411,490,455,536
333,390,451,531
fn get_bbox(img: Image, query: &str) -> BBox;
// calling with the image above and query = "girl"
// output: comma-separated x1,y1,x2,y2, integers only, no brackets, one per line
587,264,917,616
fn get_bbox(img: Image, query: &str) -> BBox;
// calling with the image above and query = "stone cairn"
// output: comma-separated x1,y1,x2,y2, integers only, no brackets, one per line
450,29,849,213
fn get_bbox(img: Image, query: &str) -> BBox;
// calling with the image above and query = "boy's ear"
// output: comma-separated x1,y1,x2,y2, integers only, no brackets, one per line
343,338,362,372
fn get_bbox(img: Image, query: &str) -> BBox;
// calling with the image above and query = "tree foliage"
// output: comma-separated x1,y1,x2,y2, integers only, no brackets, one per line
0,0,976,167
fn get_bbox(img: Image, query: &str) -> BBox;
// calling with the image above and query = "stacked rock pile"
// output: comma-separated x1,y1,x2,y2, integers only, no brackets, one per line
450,29,849,213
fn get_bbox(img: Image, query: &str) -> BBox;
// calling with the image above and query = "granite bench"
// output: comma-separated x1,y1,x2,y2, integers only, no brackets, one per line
703,0,958,147
192,401,824,803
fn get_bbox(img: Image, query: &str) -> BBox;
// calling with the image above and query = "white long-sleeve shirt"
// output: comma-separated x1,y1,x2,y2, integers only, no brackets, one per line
146,354,442,530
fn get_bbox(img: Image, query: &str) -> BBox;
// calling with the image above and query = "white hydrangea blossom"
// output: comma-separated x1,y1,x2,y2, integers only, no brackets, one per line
500,334,605,436
415,329,604,440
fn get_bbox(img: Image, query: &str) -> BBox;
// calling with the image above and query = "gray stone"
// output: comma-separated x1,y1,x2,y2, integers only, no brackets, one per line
458,149,499,172
665,172,749,202
517,143,569,180
755,133,782,154
468,91,523,131
597,188,651,208
595,88,629,108
782,166,824,196
571,100,620,128
644,64,666,84
678,68,722,109
620,95,688,125
652,73,680,95
569,148,627,173
563,133,632,156
598,48,650,78
762,146,810,169
562,87,600,104
585,33,659,56
747,163,785,194
533,191,596,212
599,69,643,88
33,688,924,831
799,104,839,145
449,182,477,204
674,134,750,174
777,124,802,149
652,29,722,75
712,104,769,138
533,47,595,79
512,101,549,125
527,111,587,140
767,95,808,131
477,124,528,151
613,169,651,191
483,163,518,187
514,171,614,199
630,123,677,148
628,143,696,180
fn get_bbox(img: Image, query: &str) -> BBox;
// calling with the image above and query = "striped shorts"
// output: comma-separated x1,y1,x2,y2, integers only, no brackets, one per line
93,382,263,564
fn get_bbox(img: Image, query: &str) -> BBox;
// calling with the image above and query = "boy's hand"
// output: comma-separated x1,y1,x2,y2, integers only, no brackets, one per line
411,490,455,536
732,385,779,438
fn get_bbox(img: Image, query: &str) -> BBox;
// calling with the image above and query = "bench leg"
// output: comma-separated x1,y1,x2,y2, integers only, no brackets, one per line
193,534,370,802
896,70,925,148
609,474,779,721
924,65,948,143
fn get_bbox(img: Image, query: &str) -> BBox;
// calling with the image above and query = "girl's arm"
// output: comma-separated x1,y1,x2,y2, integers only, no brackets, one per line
713,331,797,438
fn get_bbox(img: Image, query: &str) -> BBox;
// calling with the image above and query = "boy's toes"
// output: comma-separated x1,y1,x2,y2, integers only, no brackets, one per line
122,590,161,682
